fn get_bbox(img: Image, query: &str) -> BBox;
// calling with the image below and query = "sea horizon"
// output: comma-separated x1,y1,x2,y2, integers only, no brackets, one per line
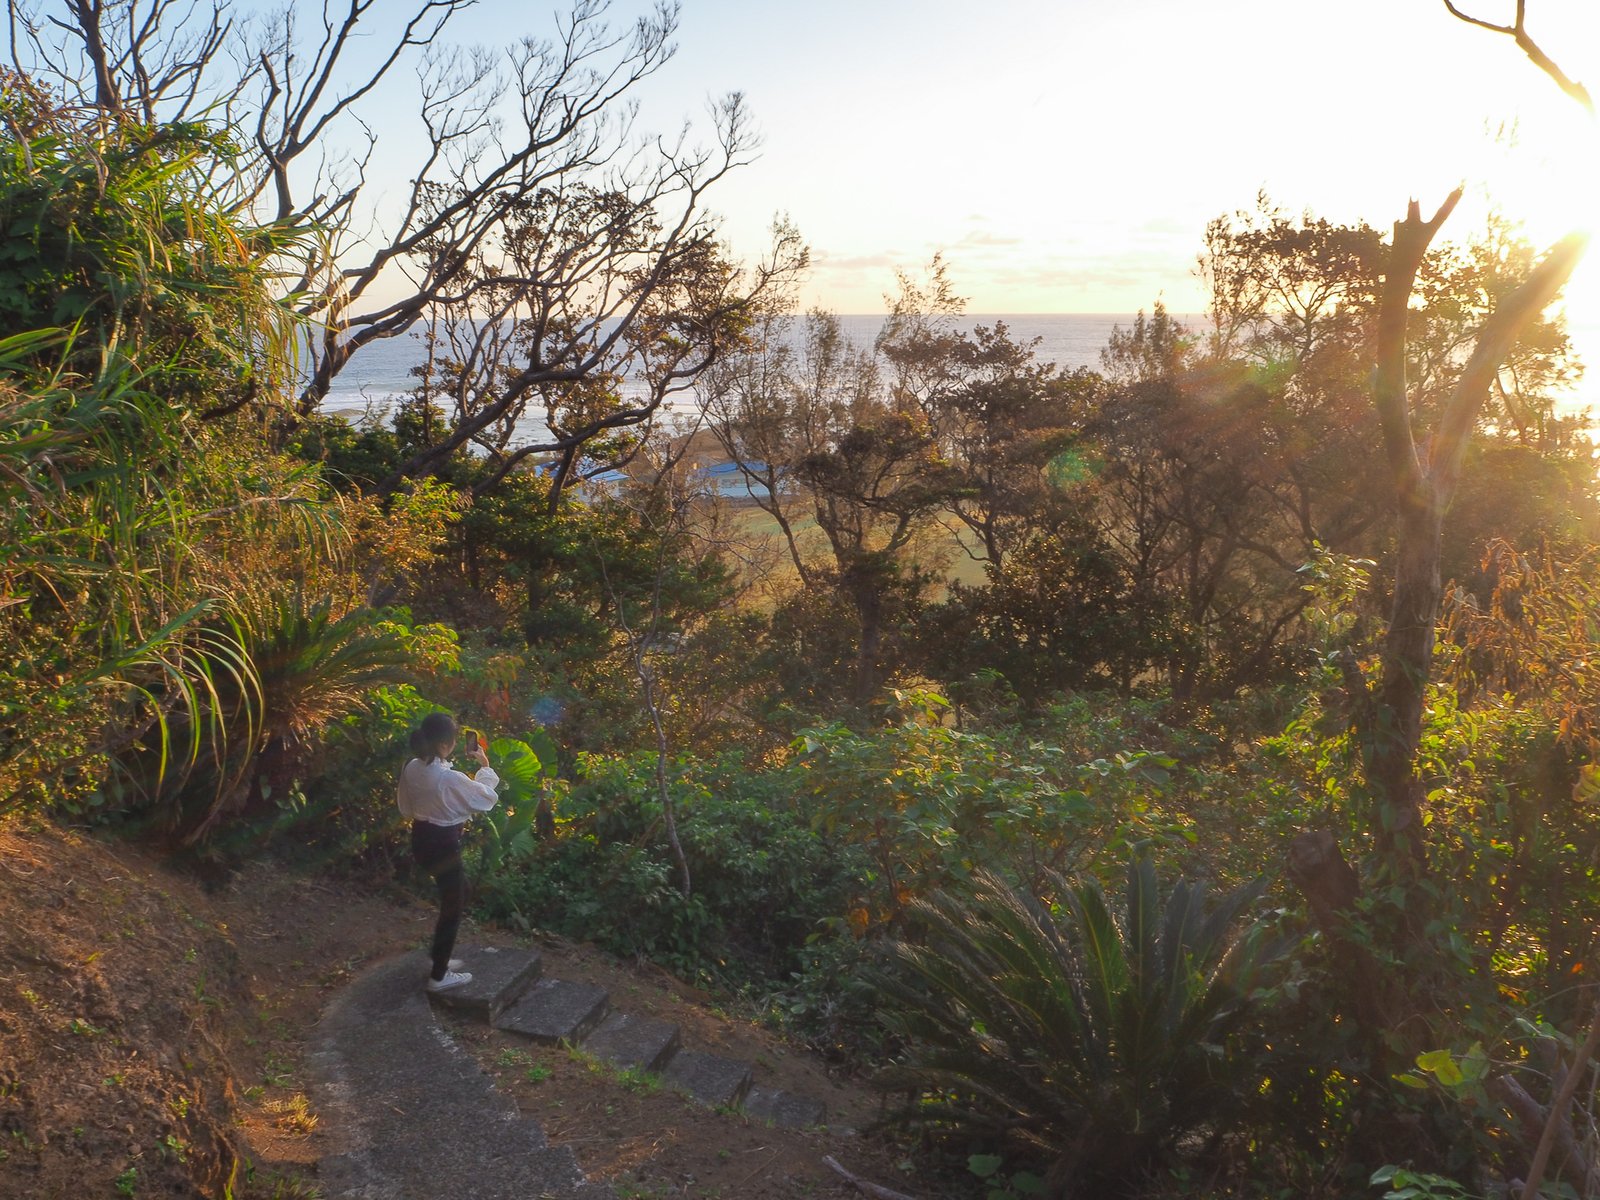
317,310,1598,433
318,312,1198,418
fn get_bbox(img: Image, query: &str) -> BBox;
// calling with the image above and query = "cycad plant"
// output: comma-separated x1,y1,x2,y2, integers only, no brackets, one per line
176,590,413,842
873,857,1274,1198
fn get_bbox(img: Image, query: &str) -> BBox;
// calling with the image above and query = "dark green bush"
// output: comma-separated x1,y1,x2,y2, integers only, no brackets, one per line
473,750,875,992
873,858,1277,1198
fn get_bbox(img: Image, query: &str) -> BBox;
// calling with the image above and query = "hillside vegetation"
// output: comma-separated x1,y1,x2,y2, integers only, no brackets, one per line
3,4,1600,1199
0,816,910,1200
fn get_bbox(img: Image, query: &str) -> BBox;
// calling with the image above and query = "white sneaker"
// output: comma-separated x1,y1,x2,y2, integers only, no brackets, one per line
427,970,472,992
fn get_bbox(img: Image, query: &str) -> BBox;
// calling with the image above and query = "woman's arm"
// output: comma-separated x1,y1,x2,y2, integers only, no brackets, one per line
443,765,500,813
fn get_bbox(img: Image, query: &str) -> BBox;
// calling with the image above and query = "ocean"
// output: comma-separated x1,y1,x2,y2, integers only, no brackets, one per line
317,311,1599,441
317,314,1186,422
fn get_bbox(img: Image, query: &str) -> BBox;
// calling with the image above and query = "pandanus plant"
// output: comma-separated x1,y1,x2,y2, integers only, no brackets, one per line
873,857,1275,1198
0,99,308,814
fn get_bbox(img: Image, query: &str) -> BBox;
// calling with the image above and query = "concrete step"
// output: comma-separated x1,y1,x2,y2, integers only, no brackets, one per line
661,1049,753,1109
494,977,610,1044
423,951,832,1132
426,944,543,1022
583,1011,682,1074
742,1086,826,1129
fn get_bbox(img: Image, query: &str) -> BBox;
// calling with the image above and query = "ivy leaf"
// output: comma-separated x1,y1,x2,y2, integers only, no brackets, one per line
1416,1049,1465,1086
968,1154,1004,1180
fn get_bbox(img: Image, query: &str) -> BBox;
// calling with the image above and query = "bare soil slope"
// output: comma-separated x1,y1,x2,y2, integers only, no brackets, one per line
0,817,917,1199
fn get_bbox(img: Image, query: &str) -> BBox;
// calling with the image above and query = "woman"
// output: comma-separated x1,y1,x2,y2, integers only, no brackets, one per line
397,712,500,992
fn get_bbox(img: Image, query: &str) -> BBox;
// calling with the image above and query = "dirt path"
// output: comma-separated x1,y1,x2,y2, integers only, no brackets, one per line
0,818,923,1199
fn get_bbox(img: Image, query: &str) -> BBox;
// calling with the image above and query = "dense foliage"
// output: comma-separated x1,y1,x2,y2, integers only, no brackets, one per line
5,21,1600,1199
873,860,1275,1196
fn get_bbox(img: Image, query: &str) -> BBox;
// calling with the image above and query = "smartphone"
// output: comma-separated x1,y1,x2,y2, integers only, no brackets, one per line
461,726,489,755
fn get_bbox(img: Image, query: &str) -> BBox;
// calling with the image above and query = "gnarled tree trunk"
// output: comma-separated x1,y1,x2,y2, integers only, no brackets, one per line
1291,192,1586,1040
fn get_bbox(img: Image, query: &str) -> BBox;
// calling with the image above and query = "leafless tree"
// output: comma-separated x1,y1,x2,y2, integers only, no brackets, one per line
593,429,714,899
1355,193,1586,878
1307,1,1593,889
6,0,805,496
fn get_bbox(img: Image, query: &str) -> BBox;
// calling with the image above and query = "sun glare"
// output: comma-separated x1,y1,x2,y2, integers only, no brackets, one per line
1466,86,1600,385
1486,124,1600,241
1557,259,1600,389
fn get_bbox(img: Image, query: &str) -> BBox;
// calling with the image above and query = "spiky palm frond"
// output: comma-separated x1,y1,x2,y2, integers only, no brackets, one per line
0,341,230,811
174,590,412,842
873,858,1272,1194
0,96,311,815
239,592,413,747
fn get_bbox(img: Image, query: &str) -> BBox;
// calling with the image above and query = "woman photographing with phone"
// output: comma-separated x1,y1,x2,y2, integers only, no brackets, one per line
397,712,499,992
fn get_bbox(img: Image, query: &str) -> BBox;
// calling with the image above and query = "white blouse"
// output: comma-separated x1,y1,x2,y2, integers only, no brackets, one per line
396,757,501,826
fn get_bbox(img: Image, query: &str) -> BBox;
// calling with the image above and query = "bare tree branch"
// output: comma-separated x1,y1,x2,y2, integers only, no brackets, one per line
10,0,790,494
823,1156,923,1200
1432,230,1588,502
1519,995,1600,1200
1443,0,1594,112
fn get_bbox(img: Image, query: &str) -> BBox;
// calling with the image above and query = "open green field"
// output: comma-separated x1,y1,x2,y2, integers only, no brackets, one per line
718,498,990,599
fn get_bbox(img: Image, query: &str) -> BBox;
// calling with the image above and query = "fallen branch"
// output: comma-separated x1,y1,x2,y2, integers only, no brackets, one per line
823,1155,923,1200
1520,996,1600,1200
738,1147,778,1188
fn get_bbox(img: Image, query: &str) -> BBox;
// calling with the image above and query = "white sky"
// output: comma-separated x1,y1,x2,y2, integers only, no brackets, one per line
369,0,1600,317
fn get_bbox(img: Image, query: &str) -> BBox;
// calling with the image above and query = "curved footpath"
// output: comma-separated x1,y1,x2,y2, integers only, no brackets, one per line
307,950,607,1199
308,945,829,1198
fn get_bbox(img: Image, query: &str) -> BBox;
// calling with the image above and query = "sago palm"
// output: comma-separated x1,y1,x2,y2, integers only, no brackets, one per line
178,590,412,841
873,857,1273,1197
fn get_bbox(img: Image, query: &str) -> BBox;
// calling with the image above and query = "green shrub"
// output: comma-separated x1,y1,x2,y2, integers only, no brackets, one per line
472,750,872,985
873,857,1275,1197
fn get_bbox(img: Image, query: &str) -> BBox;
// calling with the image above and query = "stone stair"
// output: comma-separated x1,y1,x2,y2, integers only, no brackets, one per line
432,943,827,1128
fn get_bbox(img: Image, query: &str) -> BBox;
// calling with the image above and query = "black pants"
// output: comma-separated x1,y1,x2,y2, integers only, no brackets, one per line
411,820,465,981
